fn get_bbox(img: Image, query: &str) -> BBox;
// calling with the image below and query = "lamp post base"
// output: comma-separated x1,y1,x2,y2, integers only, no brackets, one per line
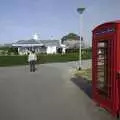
78,67,82,70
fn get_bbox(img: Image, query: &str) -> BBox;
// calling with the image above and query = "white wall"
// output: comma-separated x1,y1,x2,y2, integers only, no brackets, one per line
46,46,57,54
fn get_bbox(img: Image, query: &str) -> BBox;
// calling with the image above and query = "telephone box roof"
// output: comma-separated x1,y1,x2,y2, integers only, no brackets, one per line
93,20,120,31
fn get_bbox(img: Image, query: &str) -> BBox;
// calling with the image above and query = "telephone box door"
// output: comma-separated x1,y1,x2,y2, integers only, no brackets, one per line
93,37,114,112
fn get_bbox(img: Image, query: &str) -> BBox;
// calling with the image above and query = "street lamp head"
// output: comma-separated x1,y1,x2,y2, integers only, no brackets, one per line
77,8,85,14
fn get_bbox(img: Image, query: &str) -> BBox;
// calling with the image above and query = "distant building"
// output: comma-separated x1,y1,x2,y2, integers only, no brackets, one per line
12,38,62,55
39,40,60,54
11,34,86,55
12,39,44,55
12,38,85,55
46,46,57,54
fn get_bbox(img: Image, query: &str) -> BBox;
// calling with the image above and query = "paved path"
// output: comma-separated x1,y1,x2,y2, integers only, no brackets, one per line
0,60,114,120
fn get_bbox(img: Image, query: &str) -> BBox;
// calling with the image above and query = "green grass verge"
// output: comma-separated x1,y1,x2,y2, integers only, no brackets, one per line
74,68,92,81
0,55,28,66
0,52,91,66
0,53,79,66
38,53,79,63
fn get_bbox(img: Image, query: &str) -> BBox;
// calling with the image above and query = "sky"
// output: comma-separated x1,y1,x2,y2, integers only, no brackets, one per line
0,0,120,46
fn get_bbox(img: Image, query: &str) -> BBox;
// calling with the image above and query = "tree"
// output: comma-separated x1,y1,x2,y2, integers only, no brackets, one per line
7,47,18,55
61,33,80,43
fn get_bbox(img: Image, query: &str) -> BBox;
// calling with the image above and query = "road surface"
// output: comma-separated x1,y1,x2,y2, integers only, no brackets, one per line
0,60,114,120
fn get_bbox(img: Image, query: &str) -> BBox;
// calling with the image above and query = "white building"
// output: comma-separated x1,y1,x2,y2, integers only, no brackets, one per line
12,34,86,55
40,40,61,54
46,46,57,54
12,39,44,55
12,38,62,55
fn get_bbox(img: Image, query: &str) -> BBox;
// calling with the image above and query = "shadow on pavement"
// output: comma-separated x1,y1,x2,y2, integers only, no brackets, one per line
71,76,92,99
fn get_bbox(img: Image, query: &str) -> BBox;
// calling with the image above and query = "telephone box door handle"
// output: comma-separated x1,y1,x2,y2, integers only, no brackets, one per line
117,72,120,79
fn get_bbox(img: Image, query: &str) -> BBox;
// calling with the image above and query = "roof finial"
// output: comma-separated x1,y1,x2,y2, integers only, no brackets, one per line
32,33,39,40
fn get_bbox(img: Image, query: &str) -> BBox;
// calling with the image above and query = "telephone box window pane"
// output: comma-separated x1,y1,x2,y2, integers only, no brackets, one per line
97,41,108,97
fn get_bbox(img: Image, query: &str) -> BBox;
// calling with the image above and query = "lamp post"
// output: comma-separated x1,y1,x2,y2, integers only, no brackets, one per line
77,8,85,70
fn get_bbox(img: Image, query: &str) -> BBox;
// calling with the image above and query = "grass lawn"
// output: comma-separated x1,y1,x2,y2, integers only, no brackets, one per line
0,55,28,66
74,68,92,81
0,51,92,66
0,53,79,66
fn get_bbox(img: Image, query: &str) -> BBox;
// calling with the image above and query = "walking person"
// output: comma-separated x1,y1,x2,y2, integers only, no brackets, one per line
28,51,37,72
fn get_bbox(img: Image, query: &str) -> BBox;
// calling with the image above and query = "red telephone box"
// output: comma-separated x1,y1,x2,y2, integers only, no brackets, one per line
92,20,120,116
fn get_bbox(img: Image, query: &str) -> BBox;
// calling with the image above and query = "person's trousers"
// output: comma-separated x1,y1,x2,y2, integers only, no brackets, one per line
29,61,36,72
